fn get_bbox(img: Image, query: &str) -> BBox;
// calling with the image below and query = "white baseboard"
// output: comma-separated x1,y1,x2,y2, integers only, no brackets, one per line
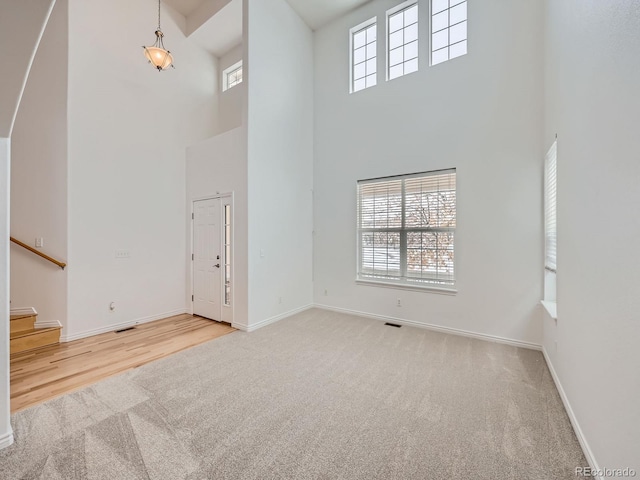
61,308,188,342
0,429,14,450
542,347,601,479
233,304,313,333
314,304,542,351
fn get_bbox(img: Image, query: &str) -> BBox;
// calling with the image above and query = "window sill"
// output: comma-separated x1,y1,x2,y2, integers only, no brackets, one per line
541,300,557,320
356,279,457,295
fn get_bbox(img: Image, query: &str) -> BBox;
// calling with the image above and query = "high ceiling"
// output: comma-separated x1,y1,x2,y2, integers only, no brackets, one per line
163,0,372,57
189,0,242,57
164,0,205,18
164,0,372,32
285,0,372,30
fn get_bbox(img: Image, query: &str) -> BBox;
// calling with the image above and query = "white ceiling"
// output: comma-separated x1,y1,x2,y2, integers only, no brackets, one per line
165,0,372,34
285,0,372,30
189,0,243,57
163,0,205,18
164,0,371,57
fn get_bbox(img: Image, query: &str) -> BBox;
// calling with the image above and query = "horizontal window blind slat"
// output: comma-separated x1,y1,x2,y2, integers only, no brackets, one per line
544,141,557,271
357,169,456,286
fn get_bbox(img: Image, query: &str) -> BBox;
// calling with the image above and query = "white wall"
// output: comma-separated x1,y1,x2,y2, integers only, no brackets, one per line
186,127,248,327
0,0,55,137
313,0,544,345
543,0,640,471
10,0,68,328
0,0,57,450
246,0,314,327
218,44,245,134
65,0,217,340
0,138,13,449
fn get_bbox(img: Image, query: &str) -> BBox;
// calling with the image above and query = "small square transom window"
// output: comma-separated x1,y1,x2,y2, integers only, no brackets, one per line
223,61,243,91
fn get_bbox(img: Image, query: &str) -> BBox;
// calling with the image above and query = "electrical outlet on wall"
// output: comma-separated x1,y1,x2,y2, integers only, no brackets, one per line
324,289,328,296
397,299,402,307
278,296,282,304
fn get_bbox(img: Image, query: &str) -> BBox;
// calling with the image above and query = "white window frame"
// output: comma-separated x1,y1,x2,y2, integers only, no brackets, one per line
222,60,243,92
349,17,378,94
430,0,468,66
544,140,557,305
356,169,457,293
386,0,419,81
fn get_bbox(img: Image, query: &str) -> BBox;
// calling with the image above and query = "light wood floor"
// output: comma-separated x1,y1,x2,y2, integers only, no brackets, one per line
10,314,235,412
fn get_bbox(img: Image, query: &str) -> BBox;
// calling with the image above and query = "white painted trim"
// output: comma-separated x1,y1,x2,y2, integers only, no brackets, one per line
233,304,314,333
314,304,542,351
9,307,37,316
0,429,14,450
349,16,377,94
356,279,457,295
190,193,235,325
542,348,601,479
222,60,243,92
34,319,62,329
60,308,187,342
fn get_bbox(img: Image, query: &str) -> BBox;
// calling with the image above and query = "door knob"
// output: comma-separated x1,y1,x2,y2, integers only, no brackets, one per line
214,264,220,268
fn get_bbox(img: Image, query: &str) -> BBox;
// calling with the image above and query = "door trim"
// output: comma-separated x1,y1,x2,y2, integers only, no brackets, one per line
190,193,234,324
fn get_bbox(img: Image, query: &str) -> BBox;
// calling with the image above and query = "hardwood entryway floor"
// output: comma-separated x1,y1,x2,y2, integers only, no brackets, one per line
10,314,235,412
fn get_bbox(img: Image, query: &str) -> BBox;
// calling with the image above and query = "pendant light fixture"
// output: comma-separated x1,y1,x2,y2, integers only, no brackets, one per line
143,0,174,71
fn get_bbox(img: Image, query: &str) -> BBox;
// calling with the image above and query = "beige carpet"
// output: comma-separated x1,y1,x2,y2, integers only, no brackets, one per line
0,308,587,479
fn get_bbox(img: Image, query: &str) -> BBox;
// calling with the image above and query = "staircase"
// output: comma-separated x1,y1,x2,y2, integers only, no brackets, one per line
10,308,61,355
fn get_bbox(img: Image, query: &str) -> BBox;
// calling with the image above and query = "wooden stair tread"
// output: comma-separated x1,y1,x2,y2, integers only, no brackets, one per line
10,326,61,340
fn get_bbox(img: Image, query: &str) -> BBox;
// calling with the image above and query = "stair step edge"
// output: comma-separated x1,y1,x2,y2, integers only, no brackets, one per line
10,326,62,340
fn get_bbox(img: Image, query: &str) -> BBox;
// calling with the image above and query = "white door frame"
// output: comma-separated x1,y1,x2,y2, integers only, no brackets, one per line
190,192,234,324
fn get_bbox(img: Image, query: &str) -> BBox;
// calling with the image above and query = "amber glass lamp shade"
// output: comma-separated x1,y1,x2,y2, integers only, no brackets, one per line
143,30,173,71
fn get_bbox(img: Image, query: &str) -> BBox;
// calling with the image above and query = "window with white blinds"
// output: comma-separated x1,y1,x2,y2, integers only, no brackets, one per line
357,169,456,288
544,142,557,272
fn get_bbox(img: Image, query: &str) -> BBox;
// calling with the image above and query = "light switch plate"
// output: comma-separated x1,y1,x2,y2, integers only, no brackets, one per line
35,238,44,248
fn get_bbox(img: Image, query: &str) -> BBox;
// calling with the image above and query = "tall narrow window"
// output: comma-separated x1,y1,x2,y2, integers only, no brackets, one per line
223,61,243,91
431,0,467,66
545,142,557,273
224,203,232,306
357,169,457,288
387,2,419,80
350,18,377,93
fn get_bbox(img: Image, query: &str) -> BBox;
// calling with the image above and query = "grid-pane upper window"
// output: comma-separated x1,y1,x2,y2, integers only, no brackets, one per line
545,142,557,272
357,169,457,288
388,3,419,80
351,20,377,93
431,0,467,66
223,61,243,91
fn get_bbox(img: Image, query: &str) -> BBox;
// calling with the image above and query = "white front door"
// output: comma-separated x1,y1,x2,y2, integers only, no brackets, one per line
193,198,222,321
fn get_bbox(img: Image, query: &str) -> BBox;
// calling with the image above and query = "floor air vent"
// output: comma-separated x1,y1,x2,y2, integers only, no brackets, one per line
115,327,136,333
385,323,402,328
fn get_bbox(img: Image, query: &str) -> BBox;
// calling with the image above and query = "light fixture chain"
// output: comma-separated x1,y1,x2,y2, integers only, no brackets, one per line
157,0,161,30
